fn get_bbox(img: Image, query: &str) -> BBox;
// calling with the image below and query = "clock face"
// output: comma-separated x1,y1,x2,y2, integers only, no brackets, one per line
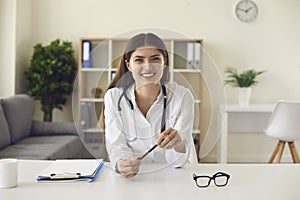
235,0,258,23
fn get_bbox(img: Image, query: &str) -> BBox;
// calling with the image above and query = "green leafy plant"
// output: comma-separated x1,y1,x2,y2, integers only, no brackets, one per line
25,39,77,121
224,67,266,88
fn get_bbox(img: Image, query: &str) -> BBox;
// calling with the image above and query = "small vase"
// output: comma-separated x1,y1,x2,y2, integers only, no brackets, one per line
238,87,251,106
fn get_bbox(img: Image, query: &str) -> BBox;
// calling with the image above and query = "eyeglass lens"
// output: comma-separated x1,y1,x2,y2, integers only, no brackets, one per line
214,176,228,186
194,176,211,187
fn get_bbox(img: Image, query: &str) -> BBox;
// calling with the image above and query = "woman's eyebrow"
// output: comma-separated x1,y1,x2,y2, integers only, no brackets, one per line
150,54,161,57
133,54,161,59
133,55,145,58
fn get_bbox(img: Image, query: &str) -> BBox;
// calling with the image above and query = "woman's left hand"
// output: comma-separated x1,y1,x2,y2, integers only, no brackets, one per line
156,127,185,152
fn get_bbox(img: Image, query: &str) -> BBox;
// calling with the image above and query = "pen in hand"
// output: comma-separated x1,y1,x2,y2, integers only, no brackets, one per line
138,144,158,160
138,136,166,160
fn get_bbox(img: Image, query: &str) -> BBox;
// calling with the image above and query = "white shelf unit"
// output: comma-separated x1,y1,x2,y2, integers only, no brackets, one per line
77,37,203,155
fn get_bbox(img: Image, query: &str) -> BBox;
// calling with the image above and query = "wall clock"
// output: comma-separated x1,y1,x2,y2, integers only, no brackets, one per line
235,0,259,23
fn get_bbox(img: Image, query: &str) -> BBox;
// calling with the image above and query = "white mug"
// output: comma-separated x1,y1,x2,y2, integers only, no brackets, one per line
0,158,18,189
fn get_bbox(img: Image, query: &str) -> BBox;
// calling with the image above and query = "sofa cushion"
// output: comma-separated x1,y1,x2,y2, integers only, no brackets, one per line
31,121,77,136
1,94,34,143
0,104,11,149
0,135,86,160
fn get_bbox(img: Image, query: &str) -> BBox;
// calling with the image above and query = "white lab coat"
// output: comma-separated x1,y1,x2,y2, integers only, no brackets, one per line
104,82,197,170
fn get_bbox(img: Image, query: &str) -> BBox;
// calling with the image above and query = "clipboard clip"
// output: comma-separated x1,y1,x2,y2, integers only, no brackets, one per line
50,172,81,179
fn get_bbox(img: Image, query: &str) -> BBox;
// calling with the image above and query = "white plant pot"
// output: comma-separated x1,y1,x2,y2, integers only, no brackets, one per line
238,88,251,106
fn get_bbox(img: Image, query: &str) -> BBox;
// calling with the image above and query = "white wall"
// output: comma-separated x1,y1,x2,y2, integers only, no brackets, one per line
6,0,300,162
29,0,300,102
0,0,32,96
15,0,32,94
0,0,16,96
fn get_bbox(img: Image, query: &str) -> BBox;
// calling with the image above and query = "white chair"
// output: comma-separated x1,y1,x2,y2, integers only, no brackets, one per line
265,101,300,163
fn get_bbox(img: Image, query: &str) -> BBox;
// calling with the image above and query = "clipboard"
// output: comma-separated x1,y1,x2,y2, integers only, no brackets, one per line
36,159,105,183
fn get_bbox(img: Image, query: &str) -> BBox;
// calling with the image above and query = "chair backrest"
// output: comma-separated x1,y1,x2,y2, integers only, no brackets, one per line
265,100,300,142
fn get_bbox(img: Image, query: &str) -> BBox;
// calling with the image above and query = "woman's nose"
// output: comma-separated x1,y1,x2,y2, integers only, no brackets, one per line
142,60,153,69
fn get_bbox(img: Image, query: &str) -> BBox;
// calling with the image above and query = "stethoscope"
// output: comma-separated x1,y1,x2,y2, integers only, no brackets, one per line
117,84,167,142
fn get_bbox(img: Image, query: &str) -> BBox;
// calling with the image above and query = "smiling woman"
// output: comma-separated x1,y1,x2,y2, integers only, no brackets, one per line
100,33,197,179
126,47,165,116
126,47,165,90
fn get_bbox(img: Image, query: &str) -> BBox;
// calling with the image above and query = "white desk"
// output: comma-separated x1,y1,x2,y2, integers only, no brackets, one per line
1,160,300,200
218,104,276,163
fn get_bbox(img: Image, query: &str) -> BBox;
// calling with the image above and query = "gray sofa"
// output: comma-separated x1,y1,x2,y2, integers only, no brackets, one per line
0,94,92,160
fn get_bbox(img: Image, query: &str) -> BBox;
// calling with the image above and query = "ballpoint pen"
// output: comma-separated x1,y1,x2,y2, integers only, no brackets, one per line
138,144,158,160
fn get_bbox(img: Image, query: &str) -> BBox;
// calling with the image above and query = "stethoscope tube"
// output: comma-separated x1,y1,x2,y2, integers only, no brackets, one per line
160,85,167,133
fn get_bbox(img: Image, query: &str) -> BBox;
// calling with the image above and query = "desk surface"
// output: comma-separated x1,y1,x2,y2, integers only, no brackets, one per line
1,160,299,200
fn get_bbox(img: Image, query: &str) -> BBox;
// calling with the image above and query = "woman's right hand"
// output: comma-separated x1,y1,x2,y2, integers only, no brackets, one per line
116,157,142,179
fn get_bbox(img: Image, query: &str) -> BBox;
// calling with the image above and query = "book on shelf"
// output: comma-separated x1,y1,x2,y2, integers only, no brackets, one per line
187,42,201,70
82,40,93,68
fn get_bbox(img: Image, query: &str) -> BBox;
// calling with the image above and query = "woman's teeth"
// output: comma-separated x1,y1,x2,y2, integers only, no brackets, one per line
141,73,154,77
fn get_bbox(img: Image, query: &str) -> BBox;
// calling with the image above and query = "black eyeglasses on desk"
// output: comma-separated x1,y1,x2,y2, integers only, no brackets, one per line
193,172,230,188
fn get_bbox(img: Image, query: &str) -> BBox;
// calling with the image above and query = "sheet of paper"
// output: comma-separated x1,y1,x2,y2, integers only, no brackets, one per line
38,159,103,177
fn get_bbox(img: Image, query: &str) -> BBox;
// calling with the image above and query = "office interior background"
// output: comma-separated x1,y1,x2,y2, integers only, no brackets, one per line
0,0,299,163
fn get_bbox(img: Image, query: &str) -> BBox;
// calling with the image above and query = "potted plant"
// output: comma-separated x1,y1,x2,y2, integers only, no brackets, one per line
25,39,77,121
224,67,265,106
